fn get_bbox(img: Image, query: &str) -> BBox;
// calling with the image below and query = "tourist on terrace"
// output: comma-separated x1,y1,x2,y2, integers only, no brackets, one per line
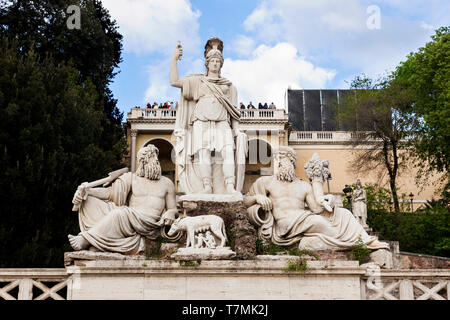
240,102,245,109
247,101,255,109
269,102,276,109
263,102,268,109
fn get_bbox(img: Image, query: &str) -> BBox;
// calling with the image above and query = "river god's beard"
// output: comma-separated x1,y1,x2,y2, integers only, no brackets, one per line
276,157,296,182
136,157,161,180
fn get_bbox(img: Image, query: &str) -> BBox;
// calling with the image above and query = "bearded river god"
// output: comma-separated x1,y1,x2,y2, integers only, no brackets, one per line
68,145,178,254
243,147,390,251
170,37,247,195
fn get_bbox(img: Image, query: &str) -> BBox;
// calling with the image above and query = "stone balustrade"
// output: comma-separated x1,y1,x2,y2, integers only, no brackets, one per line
290,131,350,142
289,131,382,143
0,269,68,300
127,107,287,121
239,109,286,120
128,107,177,119
362,269,449,300
1,264,448,300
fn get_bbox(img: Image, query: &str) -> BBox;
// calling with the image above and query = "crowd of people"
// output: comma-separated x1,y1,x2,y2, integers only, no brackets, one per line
145,101,178,109
239,102,276,110
135,101,276,110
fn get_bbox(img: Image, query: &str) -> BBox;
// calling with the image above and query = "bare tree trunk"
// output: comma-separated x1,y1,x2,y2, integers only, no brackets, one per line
389,176,400,212
391,139,400,212
383,140,401,212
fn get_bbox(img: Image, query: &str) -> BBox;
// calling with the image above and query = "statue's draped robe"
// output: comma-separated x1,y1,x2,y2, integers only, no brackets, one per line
174,74,247,194
247,176,389,250
352,189,367,218
78,172,168,254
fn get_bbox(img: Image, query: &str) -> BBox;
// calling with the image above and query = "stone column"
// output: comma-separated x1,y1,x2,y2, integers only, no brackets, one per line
130,129,138,172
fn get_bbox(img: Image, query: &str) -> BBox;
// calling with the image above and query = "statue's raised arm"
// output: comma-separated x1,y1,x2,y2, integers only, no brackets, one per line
170,41,183,88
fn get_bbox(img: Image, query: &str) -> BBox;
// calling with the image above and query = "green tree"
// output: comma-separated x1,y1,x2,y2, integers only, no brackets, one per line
0,0,124,159
394,27,450,178
336,75,419,212
0,0,125,267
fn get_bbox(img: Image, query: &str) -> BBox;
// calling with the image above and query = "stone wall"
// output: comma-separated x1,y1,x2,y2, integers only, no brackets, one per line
399,252,450,269
180,200,257,260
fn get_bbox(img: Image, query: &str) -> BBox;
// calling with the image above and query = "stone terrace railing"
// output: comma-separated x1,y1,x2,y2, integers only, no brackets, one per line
1,266,448,300
128,107,177,119
289,131,381,143
240,109,286,120
0,269,68,300
127,107,288,121
290,131,351,142
362,269,450,300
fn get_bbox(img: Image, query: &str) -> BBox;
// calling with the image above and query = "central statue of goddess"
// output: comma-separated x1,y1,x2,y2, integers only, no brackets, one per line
170,37,247,195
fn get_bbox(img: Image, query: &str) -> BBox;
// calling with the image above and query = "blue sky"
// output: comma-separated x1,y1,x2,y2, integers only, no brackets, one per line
102,0,449,115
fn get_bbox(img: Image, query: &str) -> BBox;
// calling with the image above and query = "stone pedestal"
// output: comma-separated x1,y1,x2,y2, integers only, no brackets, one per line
66,257,365,300
179,194,257,260
171,247,236,261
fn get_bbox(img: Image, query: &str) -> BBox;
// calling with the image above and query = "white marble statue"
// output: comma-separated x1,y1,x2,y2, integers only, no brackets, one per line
352,179,369,229
205,231,217,249
195,233,206,248
68,145,178,254
167,215,227,248
170,37,247,195
243,148,389,251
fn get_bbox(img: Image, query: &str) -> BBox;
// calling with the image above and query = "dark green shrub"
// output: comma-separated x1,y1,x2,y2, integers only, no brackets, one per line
368,205,450,257
350,237,371,265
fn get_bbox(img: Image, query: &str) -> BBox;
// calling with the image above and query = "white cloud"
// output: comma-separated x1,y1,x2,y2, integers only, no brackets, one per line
222,43,336,109
242,0,447,80
243,1,284,43
144,57,204,104
229,35,256,58
144,42,335,109
420,21,434,31
101,0,201,55
143,59,174,104
100,0,204,105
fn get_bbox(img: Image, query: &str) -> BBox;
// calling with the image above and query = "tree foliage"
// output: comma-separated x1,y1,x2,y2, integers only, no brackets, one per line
343,182,412,213
395,27,450,175
336,75,419,212
0,0,125,267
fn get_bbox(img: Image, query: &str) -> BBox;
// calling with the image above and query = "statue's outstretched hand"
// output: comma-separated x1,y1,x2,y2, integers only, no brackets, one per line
256,194,272,211
318,194,335,212
72,182,88,206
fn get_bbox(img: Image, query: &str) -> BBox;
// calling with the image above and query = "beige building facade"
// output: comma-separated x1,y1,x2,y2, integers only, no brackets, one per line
124,107,442,206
